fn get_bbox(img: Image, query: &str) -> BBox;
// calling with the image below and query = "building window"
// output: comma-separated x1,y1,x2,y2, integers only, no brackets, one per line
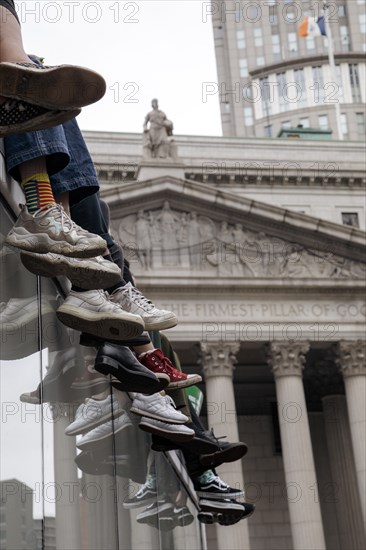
244,107,254,126
312,66,325,103
239,59,248,78
282,120,291,128
299,117,310,128
277,72,289,112
356,112,365,136
340,113,348,136
264,125,273,137
340,25,350,51
260,76,272,116
271,34,281,61
288,32,298,55
236,30,246,49
349,64,362,102
306,35,315,50
257,56,265,66
342,213,359,228
360,14,366,33
254,28,263,47
318,114,329,130
338,4,346,16
335,65,344,102
294,68,307,107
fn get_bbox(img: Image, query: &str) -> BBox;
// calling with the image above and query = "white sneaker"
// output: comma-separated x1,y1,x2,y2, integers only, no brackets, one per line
76,412,132,449
56,289,144,340
5,204,107,258
20,251,121,290
65,395,125,436
139,417,194,442
109,282,177,330
130,393,188,424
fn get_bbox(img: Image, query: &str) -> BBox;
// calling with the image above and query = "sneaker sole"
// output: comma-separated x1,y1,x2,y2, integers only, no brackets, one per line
0,108,81,138
197,511,220,525
65,406,126,436
20,252,121,290
129,405,187,425
167,374,202,389
138,421,194,442
76,421,133,450
143,315,178,331
196,489,244,500
199,499,245,515
200,442,248,469
56,306,144,340
5,231,106,259
0,63,106,110
95,356,161,395
19,393,41,404
123,495,157,510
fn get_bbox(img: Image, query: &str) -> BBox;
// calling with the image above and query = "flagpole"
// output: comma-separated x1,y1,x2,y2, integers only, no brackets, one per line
322,0,344,140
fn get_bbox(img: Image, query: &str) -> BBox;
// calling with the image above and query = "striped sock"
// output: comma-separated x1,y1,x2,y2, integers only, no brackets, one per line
21,172,56,214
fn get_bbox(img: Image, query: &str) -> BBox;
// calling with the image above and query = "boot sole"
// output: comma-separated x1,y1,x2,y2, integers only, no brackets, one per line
0,108,81,138
21,252,121,290
56,307,144,340
200,442,248,469
0,63,106,110
95,356,160,395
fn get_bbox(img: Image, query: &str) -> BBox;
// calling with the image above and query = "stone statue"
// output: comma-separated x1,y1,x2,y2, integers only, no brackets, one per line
143,98,175,159
135,209,152,270
156,200,180,265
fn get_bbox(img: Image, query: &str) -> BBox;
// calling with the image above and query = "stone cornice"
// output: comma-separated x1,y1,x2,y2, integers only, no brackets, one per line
335,340,366,377
199,342,240,379
101,177,366,263
266,341,310,378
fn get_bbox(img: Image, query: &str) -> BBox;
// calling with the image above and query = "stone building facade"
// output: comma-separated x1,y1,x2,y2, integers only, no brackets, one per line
82,129,366,550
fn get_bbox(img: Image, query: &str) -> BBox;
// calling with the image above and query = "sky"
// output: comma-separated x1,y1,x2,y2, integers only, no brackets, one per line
19,0,223,135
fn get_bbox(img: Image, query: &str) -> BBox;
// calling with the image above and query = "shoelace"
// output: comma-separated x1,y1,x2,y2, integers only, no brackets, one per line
211,475,230,489
163,394,177,410
33,203,79,234
122,283,154,311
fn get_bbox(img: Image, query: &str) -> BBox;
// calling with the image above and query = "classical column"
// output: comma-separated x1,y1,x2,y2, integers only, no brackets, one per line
322,396,365,549
200,342,250,550
335,340,366,526
267,342,326,550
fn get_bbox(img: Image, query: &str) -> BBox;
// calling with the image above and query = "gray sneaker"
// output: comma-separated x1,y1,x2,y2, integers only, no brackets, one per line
109,282,178,330
20,251,121,290
5,204,107,258
56,289,145,340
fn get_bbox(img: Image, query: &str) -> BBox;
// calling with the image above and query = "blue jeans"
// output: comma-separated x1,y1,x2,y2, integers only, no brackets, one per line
4,118,99,201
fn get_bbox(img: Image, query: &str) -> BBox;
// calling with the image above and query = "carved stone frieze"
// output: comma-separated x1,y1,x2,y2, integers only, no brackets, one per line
199,342,240,379
335,340,366,377
266,341,310,378
111,202,366,279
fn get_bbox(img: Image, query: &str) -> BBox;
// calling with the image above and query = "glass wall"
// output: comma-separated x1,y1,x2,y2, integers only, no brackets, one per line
0,197,204,550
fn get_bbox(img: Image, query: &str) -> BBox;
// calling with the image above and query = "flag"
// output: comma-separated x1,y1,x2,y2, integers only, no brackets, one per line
298,16,326,38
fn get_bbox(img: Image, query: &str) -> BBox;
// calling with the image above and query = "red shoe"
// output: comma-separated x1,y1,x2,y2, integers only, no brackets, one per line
139,349,202,389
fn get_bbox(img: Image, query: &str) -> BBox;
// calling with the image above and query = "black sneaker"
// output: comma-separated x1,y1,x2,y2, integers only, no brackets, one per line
217,501,256,526
194,474,244,500
95,343,161,394
123,483,157,509
174,505,194,527
136,500,174,528
200,438,248,470
151,432,219,455
0,99,80,137
199,498,245,516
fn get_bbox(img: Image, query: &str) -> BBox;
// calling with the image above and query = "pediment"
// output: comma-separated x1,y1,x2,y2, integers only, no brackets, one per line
102,176,366,282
